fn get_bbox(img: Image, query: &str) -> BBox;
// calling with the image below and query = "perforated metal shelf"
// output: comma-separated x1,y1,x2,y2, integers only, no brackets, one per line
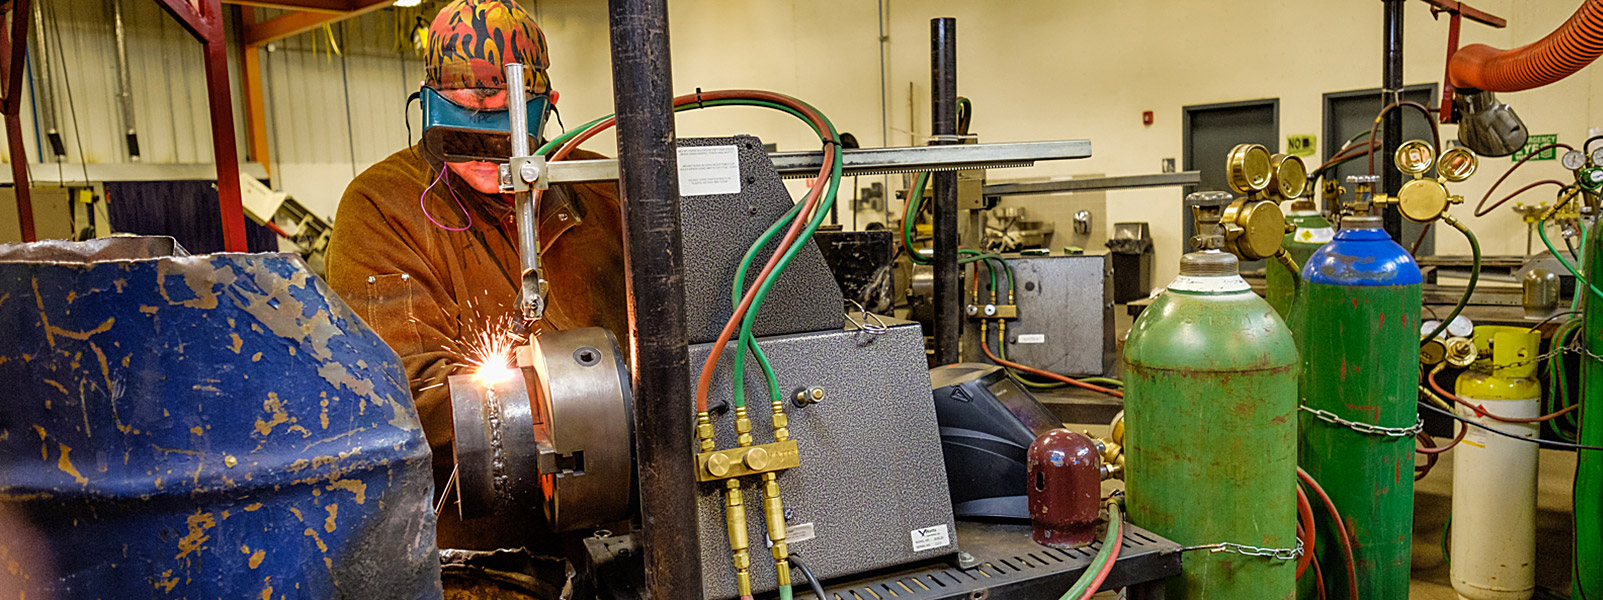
578,520,1182,600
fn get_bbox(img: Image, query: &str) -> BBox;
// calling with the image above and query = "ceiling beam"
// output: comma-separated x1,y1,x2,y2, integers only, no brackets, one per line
223,0,351,15
152,0,213,41
241,0,395,46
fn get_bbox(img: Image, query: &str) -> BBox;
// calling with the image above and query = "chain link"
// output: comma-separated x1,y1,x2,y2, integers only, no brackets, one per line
1500,337,1603,370
1175,539,1304,561
1300,405,1424,437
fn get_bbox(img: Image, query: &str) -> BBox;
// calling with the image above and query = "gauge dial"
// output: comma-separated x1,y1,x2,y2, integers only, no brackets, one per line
1589,168,1603,187
1438,148,1478,182
1447,315,1474,338
1590,146,1603,166
1564,150,1588,170
1395,140,1435,175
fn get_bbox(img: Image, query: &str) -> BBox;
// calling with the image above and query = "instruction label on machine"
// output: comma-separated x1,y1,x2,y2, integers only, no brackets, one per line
767,522,816,547
677,145,742,196
910,524,951,552
1015,334,1046,344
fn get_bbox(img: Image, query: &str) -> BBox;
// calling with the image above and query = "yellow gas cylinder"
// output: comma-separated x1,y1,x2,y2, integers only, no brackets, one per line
1451,325,1541,600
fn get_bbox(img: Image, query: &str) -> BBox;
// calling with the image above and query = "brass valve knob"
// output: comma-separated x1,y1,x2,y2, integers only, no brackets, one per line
1220,198,1288,261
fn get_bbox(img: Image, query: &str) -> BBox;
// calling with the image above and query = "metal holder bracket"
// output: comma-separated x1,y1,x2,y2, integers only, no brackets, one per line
695,440,801,482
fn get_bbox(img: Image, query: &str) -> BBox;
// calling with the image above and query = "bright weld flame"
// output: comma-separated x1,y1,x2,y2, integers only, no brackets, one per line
466,315,519,387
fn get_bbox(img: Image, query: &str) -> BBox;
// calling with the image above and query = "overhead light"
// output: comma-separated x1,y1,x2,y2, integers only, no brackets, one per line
393,0,423,7
1454,89,1528,158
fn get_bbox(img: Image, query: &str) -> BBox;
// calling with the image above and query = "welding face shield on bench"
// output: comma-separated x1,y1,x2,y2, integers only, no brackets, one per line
418,85,551,164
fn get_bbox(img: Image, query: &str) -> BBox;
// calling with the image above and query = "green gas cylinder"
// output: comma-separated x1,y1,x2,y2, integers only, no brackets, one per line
1125,250,1300,600
1265,199,1333,318
1293,214,1423,600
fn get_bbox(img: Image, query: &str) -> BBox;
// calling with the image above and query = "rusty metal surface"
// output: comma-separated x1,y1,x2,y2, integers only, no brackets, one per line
1026,429,1101,549
0,238,440,599
0,235,187,262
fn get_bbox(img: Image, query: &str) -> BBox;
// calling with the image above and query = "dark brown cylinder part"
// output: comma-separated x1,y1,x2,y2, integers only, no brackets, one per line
1027,428,1102,549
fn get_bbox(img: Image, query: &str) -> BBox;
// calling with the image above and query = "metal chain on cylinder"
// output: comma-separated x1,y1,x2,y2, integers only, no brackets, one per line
1499,337,1603,370
1174,539,1305,561
1300,405,1425,437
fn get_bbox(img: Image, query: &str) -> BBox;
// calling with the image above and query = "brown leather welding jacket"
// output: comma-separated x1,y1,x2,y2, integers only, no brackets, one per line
326,147,627,545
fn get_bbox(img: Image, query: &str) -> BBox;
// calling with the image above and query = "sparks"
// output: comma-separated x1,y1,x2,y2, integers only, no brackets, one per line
464,315,519,387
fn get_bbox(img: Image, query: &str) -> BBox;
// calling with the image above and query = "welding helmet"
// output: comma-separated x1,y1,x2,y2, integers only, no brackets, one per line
417,0,552,164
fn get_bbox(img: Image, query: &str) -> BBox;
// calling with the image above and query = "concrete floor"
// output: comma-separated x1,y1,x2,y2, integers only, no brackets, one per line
1410,447,1578,599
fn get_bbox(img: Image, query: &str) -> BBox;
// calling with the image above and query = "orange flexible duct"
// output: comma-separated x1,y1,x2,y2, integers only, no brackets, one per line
1450,0,1603,92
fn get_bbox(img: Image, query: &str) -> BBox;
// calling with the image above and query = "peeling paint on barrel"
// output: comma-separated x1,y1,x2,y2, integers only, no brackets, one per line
0,238,441,599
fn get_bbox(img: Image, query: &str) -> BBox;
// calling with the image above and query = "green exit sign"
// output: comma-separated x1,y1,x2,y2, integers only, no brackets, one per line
1512,134,1559,162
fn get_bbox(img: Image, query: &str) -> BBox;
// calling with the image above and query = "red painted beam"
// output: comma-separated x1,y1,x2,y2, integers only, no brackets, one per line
2,0,32,242
152,0,211,41
1420,0,1506,28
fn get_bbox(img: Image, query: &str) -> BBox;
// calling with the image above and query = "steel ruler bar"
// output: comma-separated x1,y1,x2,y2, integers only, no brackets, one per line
546,140,1092,184
983,171,1200,198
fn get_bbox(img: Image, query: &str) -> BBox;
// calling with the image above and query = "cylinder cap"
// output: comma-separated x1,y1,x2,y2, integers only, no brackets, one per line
1341,214,1384,230
1179,251,1239,277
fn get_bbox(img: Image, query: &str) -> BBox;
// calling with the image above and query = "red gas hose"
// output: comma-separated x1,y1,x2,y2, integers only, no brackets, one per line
1450,0,1603,92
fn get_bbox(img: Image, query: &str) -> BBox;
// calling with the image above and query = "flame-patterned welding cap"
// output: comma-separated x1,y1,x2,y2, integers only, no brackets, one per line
425,0,551,94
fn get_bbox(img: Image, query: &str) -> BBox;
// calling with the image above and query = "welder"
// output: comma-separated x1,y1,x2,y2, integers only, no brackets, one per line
325,0,626,552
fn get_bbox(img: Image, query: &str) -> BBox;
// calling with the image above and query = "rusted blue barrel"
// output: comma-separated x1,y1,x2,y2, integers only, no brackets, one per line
0,237,440,599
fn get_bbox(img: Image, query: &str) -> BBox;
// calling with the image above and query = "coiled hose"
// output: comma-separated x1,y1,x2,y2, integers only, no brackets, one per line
1450,0,1603,92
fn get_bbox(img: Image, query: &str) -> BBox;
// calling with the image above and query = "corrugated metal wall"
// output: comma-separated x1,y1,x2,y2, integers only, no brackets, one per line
4,0,422,172
261,8,424,169
8,0,246,167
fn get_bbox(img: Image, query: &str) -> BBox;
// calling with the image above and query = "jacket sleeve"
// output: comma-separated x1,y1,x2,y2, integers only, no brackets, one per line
326,186,461,464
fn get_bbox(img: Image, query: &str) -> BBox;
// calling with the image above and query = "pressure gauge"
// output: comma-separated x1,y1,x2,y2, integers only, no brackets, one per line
1227,144,1274,194
1564,149,1588,170
1438,147,1478,182
1591,146,1603,166
1270,153,1309,199
1585,167,1603,190
1447,315,1474,338
1395,140,1435,176
1419,320,1442,339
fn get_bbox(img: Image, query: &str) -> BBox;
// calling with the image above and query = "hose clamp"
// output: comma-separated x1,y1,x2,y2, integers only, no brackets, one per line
1300,405,1424,438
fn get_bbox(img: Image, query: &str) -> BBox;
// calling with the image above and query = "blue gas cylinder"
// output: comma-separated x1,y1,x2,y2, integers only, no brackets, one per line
1292,215,1423,598
0,238,441,599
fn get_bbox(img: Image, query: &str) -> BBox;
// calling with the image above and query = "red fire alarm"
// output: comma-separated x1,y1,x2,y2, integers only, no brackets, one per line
1142,111,1154,126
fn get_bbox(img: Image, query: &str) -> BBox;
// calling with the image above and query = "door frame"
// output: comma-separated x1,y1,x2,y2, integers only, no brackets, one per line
1181,98,1281,174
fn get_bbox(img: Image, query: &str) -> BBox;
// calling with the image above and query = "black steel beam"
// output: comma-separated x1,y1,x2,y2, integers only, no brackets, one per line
1382,0,1405,242
607,1,702,598
931,17,960,366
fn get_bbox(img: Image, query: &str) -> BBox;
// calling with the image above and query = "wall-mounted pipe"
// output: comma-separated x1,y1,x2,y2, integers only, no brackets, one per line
1449,0,1603,92
109,0,140,161
27,0,63,160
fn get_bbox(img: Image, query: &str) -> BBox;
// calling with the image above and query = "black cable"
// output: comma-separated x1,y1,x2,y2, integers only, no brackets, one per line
789,555,829,600
1527,310,1579,332
1418,401,1603,451
45,1,90,183
1586,134,1603,154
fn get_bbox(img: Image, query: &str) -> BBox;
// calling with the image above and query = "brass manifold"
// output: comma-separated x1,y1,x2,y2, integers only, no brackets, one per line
696,396,798,598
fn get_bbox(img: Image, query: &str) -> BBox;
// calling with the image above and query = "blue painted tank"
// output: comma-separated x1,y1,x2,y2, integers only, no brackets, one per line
0,237,441,599
1292,215,1423,599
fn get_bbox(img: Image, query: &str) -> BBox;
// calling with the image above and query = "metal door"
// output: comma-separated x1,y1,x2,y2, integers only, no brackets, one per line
1183,99,1280,270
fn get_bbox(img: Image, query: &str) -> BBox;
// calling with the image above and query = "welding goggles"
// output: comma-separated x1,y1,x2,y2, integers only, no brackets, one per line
418,85,551,163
